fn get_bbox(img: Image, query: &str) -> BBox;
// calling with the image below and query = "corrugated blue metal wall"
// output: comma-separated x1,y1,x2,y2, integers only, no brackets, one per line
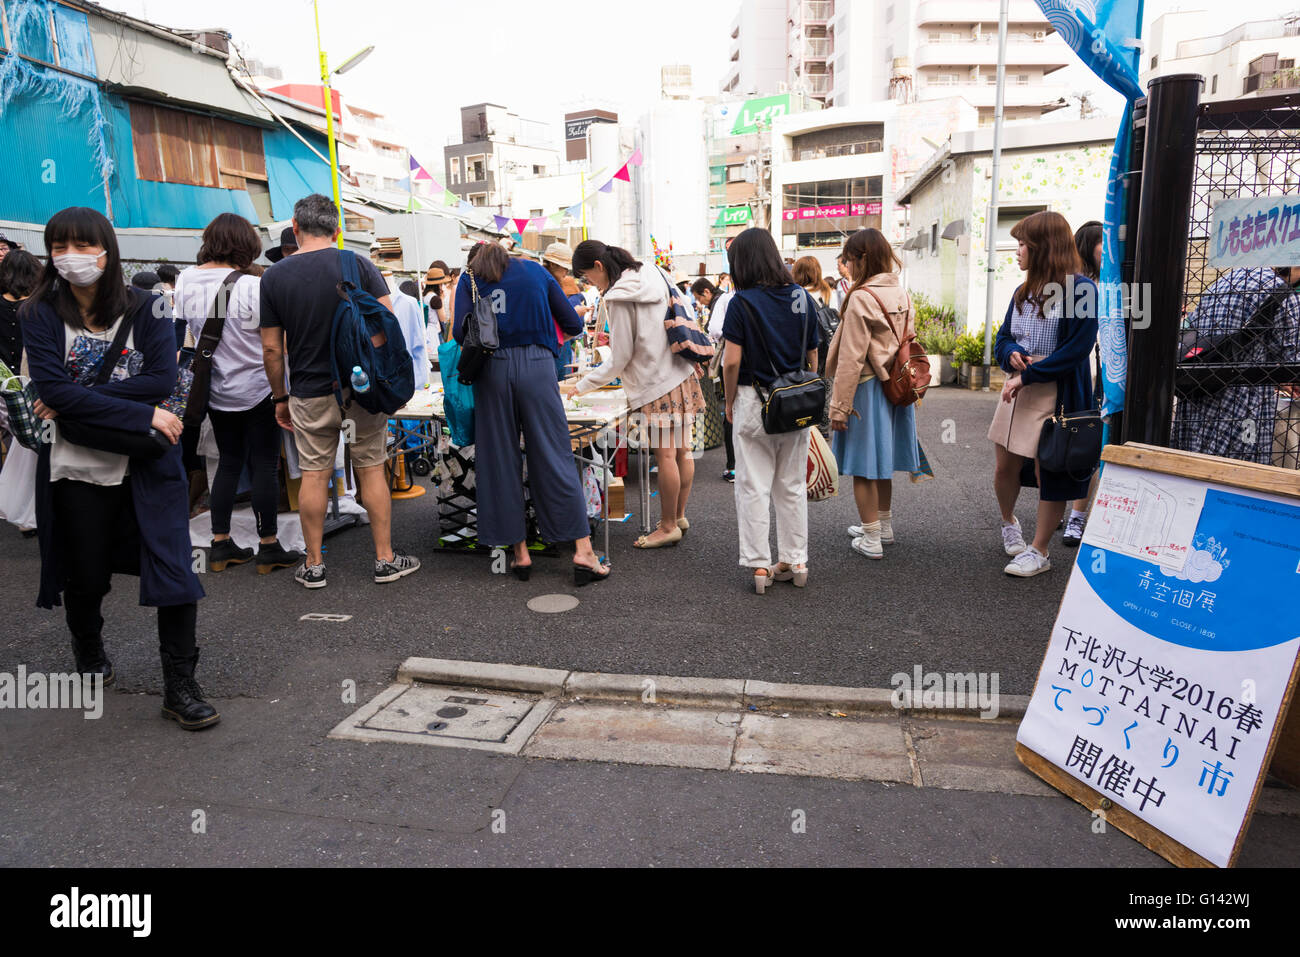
0,90,108,222
264,127,334,221
101,94,259,229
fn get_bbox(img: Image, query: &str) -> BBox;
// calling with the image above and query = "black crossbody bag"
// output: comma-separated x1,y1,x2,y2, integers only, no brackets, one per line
456,268,499,385
59,308,171,460
732,293,826,434
183,269,244,426
1037,346,1103,482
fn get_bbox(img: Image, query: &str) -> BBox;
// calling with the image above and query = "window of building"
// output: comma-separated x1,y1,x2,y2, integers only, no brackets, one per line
1150,55,1158,69
530,208,543,218
533,164,544,175
1015,74,1030,85
450,157,461,185
727,164,747,183
467,154,487,182
930,222,939,254
1211,74,1218,94
1283,58,1296,69
129,101,266,190
996,205,1048,248
469,193,487,207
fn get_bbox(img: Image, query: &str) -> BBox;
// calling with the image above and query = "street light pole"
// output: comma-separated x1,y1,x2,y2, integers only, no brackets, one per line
313,0,344,249
980,0,1009,370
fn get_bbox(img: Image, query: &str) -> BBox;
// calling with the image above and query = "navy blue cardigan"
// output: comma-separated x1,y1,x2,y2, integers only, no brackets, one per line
994,275,1098,415
993,275,1099,500
25,291,205,610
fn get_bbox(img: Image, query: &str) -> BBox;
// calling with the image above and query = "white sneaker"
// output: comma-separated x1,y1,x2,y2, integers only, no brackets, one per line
1004,547,1051,577
1001,518,1027,556
851,529,883,560
848,520,894,544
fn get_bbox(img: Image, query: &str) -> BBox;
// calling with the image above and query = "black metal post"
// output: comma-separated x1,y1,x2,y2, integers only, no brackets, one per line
1122,74,1203,448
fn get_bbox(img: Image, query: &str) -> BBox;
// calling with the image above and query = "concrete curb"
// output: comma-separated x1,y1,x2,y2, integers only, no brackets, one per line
397,657,570,694
566,672,745,708
396,658,1030,722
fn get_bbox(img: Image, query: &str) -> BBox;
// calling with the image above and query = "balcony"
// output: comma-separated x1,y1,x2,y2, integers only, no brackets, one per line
799,74,831,96
782,140,883,163
916,0,1047,26
801,1,833,24
801,37,831,59
913,39,1068,71
915,80,1071,109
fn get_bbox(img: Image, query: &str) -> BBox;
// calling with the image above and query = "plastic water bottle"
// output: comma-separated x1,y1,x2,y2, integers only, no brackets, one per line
350,365,370,393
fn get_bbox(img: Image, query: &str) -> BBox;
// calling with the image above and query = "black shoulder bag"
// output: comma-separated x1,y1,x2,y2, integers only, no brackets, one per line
59,308,171,460
456,268,499,385
1037,346,1103,482
732,293,825,434
183,269,244,426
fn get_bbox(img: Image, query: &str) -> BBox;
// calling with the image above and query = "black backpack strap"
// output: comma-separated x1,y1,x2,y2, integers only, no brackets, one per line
184,269,243,425
93,301,139,385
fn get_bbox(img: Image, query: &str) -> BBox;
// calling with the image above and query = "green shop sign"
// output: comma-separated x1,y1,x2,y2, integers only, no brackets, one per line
715,206,753,227
730,94,791,135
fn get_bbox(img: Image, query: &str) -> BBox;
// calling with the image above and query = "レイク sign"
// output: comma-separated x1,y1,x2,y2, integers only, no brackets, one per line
783,202,882,222
729,95,791,135
1210,194,1300,268
715,206,752,227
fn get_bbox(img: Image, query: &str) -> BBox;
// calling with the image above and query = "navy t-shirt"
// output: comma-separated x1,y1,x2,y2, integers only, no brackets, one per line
722,284,821,387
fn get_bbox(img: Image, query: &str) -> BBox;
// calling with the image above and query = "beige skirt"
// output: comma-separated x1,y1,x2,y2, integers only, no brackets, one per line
988,377,1058,458
636,373,707,449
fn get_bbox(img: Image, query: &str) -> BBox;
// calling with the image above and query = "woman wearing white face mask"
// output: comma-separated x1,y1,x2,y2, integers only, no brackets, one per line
21,206,218,730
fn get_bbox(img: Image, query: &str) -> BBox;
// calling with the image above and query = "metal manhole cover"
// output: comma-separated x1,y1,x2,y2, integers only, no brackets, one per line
330,682,559,754
527,594,579,613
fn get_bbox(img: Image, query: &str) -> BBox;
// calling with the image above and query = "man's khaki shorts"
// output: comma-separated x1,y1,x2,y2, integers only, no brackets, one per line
288,395,389,471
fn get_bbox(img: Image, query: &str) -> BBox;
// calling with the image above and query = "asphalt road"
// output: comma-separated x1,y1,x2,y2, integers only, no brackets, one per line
2,387,1295,867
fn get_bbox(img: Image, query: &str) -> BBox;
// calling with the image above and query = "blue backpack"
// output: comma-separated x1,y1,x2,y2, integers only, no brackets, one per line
330,249,415,415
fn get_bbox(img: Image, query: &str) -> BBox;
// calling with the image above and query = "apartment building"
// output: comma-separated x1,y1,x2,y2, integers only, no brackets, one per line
443,104,560,213
722,0,787,97
728,0,1072,121
1142,11,1300,101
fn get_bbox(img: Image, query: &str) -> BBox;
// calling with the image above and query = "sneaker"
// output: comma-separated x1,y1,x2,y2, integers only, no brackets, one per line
209,538,253,572
1005,547,1051,577
257,540,306,575
1001,518,1027,556
851,529,883,560
723,469,735,483
849,518,894,544
1063,513,1087,547
374,552,421,583
295,562,327,589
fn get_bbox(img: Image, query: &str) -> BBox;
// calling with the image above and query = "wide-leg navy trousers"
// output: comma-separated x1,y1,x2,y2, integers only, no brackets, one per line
473,345,590,546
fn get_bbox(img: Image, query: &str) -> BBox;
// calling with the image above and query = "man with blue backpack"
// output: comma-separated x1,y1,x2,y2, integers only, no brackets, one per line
259,194,420,590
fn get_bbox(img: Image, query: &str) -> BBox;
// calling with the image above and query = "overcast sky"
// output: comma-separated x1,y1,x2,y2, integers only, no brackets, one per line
98,0,1300,166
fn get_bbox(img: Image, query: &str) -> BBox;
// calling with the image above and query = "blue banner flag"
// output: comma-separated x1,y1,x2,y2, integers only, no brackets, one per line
1036,1,1144,419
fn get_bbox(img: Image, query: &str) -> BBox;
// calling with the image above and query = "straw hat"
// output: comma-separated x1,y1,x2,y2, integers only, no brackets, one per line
542,242,574,270
425,265,452,286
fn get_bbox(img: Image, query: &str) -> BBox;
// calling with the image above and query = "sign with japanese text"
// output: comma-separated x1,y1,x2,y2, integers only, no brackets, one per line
1017,461,1300,867
782,201,882,222
1209,194,1300,269
729,95,791,135
714,206,752,227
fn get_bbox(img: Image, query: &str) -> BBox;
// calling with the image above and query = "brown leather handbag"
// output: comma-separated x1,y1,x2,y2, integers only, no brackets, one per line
864,287,930,407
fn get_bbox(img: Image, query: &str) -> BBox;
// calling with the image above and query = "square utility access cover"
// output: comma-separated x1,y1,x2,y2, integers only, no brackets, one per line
329,682,556,754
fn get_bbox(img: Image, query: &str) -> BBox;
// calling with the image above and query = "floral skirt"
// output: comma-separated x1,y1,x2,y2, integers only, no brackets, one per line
636,373,707,448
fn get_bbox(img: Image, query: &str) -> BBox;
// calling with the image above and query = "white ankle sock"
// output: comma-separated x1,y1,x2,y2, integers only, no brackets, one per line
863,520,882,534
1070,509,1088,522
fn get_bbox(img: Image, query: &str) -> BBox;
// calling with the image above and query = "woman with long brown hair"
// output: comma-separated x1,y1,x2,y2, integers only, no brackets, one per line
826,228,919,560
990,210,1098,577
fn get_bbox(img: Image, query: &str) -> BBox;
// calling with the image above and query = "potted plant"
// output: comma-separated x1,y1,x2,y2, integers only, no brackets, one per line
913,294,960,386
953,333,1005,390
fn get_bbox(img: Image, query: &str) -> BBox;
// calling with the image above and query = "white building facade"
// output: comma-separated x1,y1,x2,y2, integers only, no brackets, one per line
1142,11,1300,101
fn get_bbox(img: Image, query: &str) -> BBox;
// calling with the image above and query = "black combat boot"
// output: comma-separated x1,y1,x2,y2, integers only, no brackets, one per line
70,633,115,687
160,648,220,730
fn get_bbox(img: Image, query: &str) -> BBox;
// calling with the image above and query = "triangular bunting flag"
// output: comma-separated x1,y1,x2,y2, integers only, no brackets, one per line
415,168,434,181
628,149,643,167
547,212,564,226
457,200,474,214
407,196,423,211
493,215,511,231
530,217,547,232
514,218,531,234
565,203,582,218
396,176,412,191
409,155,420,172
428,180,443,193
613,163,631,182
443,189,459,206
598,179,614,193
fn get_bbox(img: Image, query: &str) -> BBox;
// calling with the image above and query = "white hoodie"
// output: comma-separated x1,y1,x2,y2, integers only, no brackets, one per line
576,265,697,409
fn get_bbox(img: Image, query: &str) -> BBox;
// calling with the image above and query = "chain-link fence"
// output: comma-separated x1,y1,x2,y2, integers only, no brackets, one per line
1169,94,1300,468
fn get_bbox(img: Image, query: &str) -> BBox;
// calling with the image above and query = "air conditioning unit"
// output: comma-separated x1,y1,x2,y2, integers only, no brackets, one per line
1034,31,1046,40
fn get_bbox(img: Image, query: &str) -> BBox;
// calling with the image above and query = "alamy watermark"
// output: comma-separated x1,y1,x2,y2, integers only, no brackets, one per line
891,665,1000,719
0,667,102,719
